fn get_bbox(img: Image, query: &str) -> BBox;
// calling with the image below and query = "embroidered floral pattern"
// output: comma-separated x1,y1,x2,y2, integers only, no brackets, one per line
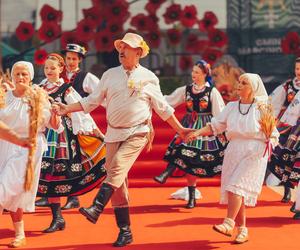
38,184,48,194
181,148,197,157
174,158,187,169
200,154,215,161
41,161,51,170
71,163,82,172
55,184,72,194
54,163,67,173
193,168,207,175
79,174,95,185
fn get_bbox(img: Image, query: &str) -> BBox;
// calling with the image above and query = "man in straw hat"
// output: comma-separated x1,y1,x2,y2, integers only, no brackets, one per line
53,32,193,247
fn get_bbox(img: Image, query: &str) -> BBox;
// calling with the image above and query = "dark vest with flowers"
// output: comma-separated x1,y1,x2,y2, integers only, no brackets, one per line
185,84,212,113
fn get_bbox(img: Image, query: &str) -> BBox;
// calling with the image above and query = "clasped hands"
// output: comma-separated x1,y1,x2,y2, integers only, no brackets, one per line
178,128,203,143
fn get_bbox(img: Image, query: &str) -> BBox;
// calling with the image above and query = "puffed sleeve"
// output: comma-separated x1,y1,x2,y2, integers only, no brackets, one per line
164,86,186,108
143,76,174,121
64,87,98,134
269,84,286,118
210,87,225,117
210,102,234,135
82,72,100,94
80,71,107,113
280,91,300,126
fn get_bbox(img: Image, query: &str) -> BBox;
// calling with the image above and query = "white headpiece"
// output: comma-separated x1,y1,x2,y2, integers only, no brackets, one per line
239,73,268,101
11,61,34,82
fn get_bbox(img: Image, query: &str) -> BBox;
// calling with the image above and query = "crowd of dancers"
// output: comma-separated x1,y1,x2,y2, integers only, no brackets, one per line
0,32,299,248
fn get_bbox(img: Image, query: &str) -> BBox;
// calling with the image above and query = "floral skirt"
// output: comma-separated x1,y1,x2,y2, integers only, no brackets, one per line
164,113,227,177
268,121,300,188
37,117,106,197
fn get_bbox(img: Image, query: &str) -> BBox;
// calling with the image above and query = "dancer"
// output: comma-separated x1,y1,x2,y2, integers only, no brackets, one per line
37,53,106,233
53,32,192,247
154,60,226,208
268,57,300,203
35,43,102,209
0,61,61,248
186,73,279,243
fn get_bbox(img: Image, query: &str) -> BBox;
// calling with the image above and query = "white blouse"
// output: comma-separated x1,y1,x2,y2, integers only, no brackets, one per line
164,83,225,116
40,78,97,134
270,78,300,126
67,71,100,94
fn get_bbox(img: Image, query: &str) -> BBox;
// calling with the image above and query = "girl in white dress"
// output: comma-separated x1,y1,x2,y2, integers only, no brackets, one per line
186,73,279,244
0,61,61,248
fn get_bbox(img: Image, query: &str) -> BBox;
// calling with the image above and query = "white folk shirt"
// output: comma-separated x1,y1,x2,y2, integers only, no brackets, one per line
80,65,174,143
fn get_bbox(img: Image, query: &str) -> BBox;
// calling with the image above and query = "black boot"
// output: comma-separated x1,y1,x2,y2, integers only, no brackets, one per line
281,184,291,203
186,186,196,209
113,207,133,247
43,203,65,233
79,183,114,224
62,196,80,210
291,202,300,213
35,197,50,207
153,164,177,184
293,212,300,220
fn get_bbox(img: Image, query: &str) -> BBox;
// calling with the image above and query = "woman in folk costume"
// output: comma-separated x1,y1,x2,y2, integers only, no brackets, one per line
268,57,300,203
186,73,279,244
154,60,226,208
0,61,61,248
35,44,103,210
37,53,106,233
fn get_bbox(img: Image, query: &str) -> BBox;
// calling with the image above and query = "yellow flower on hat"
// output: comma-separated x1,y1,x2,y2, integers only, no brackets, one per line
140,40,150,56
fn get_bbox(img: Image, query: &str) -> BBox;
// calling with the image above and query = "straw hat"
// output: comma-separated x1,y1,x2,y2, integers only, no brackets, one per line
114,33,150,58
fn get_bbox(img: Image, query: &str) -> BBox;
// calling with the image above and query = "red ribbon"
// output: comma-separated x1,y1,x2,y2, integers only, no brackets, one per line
263,140,273,161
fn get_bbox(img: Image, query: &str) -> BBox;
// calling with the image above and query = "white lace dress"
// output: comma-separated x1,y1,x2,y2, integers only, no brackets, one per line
211,101,279,206
0,91,50,213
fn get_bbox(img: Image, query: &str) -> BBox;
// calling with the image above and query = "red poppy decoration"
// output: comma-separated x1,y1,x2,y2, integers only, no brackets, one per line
281,31,300,55
208,29,228,48
202,48,223,65
76,19,96,42
163,3,182,24
180,5,198,28
145,0,167,14
145,30,161,48
105,0,130,23
34,49,48,65
82,6,103,28
94,31,114,52
40,4,62,23
198,11,218,32
92,0,111,8
166,28,182,46
185,33,199,53
38,22,61,43
60,31,77,48
106,21,124,36
15,21,34,41
179,55,193,71
130,14,157,32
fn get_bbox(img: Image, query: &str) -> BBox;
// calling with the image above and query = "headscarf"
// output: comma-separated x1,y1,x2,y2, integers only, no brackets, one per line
11,61,34,82
239,73,268,101
194,60,213,86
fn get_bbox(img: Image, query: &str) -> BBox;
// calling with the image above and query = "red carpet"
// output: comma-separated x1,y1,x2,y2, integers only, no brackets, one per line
91,105,221,187
1,186,299,249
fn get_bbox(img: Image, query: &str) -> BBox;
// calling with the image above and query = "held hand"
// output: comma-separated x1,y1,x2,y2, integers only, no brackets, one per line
93,127,105,139
52,102,68,116
185,130,202,143
177,128,196,141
